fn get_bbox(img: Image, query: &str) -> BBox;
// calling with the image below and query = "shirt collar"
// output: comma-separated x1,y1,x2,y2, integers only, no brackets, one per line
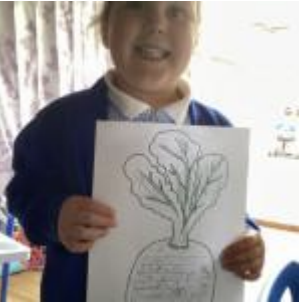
104,71,191,125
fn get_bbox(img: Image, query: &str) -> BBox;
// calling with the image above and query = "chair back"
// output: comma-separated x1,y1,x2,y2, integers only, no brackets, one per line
259,261,299,302
1,214,15,302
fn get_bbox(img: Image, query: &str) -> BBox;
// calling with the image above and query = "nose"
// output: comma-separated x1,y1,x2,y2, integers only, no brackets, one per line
144,5,167,34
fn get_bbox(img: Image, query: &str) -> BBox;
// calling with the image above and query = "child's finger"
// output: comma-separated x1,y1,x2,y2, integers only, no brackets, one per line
79,211,117,228
74,225,110,242
221,233,264,263
66,240,95,254
235,263,262,280
86,200,116,218
221,243,264,267
61,227,109,253
223,255,263,275
222,233,262,257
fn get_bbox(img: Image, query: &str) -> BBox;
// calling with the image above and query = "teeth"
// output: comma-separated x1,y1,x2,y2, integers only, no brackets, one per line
137,46,169,61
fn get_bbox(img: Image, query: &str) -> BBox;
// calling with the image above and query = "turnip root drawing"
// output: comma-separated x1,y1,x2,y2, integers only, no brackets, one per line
123,130,229,302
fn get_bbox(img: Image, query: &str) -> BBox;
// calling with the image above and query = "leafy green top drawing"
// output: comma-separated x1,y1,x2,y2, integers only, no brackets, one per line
123,130,229,248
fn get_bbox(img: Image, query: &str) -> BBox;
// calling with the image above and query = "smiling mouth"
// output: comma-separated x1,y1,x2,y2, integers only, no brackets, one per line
135,45,170,61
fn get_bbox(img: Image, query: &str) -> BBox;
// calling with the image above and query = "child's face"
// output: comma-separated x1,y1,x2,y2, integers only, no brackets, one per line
102,2,197,105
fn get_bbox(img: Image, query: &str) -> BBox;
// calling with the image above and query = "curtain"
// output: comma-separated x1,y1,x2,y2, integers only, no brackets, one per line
0,1,109,175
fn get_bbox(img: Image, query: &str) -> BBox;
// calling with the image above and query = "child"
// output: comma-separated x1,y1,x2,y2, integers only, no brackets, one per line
5,2,264,302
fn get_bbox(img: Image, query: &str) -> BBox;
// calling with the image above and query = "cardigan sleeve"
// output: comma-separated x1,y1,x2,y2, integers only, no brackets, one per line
5,113,70,246
5,81,106,246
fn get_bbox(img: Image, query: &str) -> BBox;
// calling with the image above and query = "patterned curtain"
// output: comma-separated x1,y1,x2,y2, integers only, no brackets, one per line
0,1,109,178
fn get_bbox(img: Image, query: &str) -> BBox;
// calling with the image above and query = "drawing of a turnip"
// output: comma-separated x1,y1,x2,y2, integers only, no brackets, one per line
123,130,228,302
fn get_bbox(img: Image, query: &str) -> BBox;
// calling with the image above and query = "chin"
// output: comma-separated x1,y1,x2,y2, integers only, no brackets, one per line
132,76,174,92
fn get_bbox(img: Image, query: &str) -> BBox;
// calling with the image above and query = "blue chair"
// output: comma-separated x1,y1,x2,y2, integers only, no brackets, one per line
1,214,15,302
260,261,299,302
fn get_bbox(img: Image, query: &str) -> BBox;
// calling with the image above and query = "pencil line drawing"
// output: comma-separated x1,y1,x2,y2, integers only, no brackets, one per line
123,130,229,302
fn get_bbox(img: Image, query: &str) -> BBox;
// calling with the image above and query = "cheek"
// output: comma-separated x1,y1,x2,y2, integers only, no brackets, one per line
172,39,193,68
170,25,194,58
108,32,131,63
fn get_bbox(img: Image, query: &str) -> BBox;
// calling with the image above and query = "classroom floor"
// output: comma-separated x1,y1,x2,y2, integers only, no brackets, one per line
1,270,41,302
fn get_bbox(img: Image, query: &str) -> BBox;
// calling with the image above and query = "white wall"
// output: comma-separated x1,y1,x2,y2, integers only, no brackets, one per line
190,1,299,225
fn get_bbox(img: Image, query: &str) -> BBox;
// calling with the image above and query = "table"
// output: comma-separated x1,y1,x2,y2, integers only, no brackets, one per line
1,232,30,302
0,232,30,265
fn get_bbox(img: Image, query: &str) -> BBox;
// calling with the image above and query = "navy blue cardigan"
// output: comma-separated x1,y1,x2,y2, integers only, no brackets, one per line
6,78,232,302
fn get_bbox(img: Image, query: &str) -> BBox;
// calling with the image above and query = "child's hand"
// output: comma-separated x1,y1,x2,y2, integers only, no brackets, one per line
220,231,265,281
58,196,117,253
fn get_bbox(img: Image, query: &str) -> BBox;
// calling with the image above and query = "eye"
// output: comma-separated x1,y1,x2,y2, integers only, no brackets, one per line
168,4,191,20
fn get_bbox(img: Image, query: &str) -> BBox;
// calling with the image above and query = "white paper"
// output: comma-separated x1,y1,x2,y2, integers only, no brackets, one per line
88,122,249,302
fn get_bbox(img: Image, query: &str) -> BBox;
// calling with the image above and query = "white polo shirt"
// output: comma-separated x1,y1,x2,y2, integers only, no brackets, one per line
104,71,192,125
